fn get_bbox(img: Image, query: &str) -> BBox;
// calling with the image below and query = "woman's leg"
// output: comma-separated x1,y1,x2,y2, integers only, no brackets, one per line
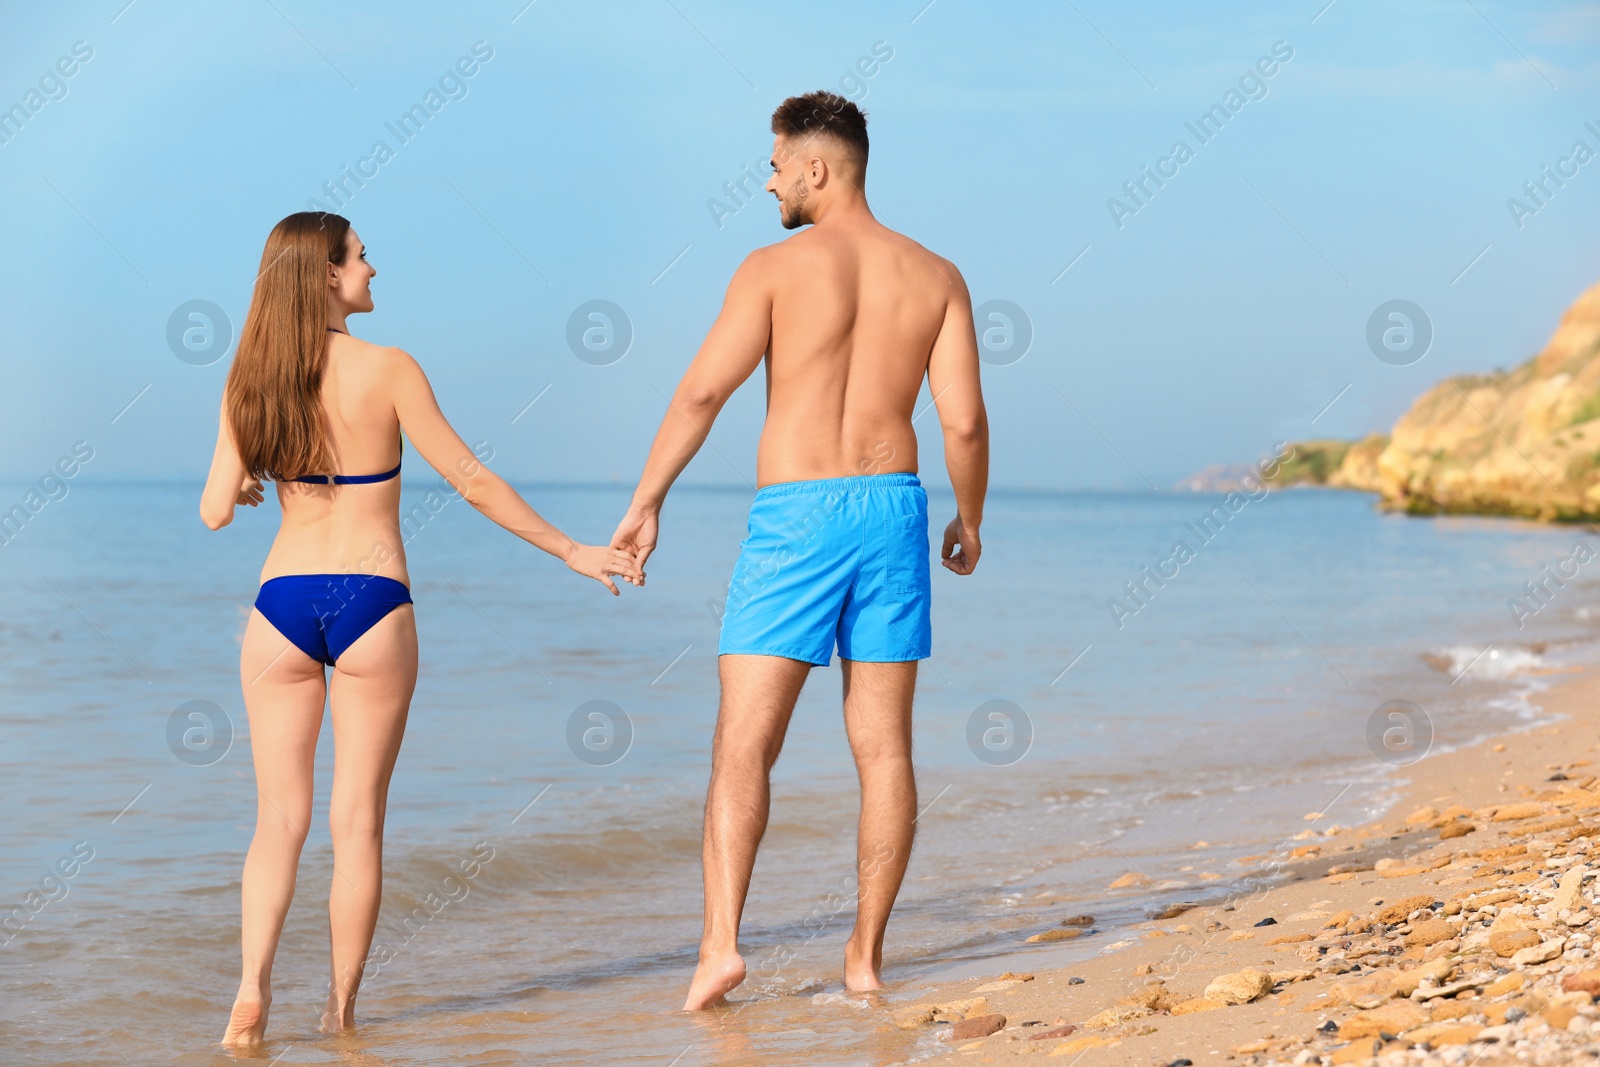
223,610,328,1046
321,604,417,1032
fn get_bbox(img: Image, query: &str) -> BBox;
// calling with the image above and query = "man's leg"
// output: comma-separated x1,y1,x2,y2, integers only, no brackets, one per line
840,659,917,991
683,653,813,1010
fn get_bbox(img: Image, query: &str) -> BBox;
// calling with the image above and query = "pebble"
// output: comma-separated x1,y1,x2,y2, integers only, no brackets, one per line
1203,968,1273,1005
1375,894,1436,924
1551,865,1589,915
1490,929,1542,957
1562,969,1600,995
1405,918,1456,946
1493,802,1546,822
1338,1000,1426,1039
944,1013,1005,1041
1511,939,1566,966
1485,972,1526,996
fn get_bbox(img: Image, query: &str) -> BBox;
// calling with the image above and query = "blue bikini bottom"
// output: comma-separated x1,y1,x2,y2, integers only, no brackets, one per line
254,573,413,666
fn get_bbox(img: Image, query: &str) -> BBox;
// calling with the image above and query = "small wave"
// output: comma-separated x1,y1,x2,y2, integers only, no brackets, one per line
1421,643,1546,680
810,991,873,1009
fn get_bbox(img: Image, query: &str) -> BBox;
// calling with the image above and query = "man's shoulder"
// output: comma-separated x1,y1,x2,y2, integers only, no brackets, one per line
878,230,966,300
750,230,815,261
902,230,962,273
732,233,816,284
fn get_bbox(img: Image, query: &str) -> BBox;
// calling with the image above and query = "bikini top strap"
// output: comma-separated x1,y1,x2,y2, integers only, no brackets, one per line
288,461,400,486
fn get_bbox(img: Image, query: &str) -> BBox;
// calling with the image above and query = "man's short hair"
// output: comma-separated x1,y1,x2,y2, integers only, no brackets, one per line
770,91,869,173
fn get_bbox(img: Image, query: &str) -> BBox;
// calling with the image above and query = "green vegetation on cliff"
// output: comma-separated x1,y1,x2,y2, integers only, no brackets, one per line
1261,439,1352,487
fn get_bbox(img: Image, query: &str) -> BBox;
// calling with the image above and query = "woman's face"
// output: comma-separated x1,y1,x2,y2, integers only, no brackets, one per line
329,228,376,315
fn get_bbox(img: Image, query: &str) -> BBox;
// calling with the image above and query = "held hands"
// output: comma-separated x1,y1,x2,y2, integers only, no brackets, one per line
237,477,264,508
608,503,660,579
564,542,645,596
941,515,982,575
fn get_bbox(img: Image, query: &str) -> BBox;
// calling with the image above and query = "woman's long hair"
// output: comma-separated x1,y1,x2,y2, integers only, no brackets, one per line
225,211,351,481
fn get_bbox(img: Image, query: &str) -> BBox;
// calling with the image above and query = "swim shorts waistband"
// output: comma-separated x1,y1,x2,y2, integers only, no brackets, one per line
754,472,921,500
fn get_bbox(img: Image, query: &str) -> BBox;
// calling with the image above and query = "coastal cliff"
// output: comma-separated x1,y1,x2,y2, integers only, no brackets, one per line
1215,280,1600,521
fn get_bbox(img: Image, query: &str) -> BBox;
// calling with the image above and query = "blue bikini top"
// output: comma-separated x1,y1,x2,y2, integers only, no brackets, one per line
288,460,400,486
287,327,403,486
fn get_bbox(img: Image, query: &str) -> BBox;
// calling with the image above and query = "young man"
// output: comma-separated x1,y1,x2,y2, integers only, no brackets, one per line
610,91,989,1010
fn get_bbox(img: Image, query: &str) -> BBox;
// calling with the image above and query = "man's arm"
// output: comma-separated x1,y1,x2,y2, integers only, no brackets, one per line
926,264,989,575
611,251,773,569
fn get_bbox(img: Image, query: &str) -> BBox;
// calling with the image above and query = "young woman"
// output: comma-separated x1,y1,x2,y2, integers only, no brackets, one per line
201,212,641,1045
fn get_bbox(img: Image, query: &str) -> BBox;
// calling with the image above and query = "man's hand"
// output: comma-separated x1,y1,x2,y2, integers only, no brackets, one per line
236,477,264,508
941,515,981,575
610,503,660,581
564,543,644,596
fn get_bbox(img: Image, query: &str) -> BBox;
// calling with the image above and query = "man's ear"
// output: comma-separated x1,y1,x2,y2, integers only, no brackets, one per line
808,154,830,188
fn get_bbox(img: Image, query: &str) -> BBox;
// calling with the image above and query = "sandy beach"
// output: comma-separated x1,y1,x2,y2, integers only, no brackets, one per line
886,659,1600,1065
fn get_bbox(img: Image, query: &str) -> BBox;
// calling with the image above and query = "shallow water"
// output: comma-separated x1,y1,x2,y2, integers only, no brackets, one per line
3,481,1597,1065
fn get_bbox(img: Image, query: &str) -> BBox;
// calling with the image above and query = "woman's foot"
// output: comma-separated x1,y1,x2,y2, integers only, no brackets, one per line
683,949,746,1010
221,993,270,1046
319,996,356,1035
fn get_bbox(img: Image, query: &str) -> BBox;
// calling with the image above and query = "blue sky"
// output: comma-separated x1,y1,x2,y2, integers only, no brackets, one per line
3,0,1598,489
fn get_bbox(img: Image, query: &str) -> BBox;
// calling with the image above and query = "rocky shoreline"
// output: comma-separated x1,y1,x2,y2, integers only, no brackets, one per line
1190,280,1600,523
890,662,1600,1065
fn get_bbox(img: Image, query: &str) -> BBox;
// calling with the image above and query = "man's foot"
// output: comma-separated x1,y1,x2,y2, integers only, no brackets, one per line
221,994,269,1046
843,937,883,992
683,950,746,1010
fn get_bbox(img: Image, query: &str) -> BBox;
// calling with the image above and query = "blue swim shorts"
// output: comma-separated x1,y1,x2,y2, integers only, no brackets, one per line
718,472,932,666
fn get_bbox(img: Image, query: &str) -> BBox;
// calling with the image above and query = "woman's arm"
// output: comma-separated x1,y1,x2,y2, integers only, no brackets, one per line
200,397,263,530
387,348,641,593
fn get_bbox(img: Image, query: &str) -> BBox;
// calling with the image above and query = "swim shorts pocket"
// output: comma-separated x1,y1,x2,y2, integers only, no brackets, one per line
882,514,930,595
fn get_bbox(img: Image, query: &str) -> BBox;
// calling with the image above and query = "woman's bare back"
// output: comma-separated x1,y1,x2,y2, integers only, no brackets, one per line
260,333,408,585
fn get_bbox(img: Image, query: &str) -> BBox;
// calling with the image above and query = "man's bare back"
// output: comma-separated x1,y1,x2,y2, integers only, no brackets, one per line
753,219,957,485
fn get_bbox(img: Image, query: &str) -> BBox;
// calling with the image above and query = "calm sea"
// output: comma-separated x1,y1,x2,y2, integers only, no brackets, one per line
2,480,1596,1065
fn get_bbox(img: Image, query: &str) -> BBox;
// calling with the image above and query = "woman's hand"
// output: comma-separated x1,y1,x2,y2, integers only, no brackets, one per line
236,477,264,508
564,542,644,596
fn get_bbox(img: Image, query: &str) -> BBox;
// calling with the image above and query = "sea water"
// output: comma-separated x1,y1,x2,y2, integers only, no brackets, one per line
2,481,1595,1065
